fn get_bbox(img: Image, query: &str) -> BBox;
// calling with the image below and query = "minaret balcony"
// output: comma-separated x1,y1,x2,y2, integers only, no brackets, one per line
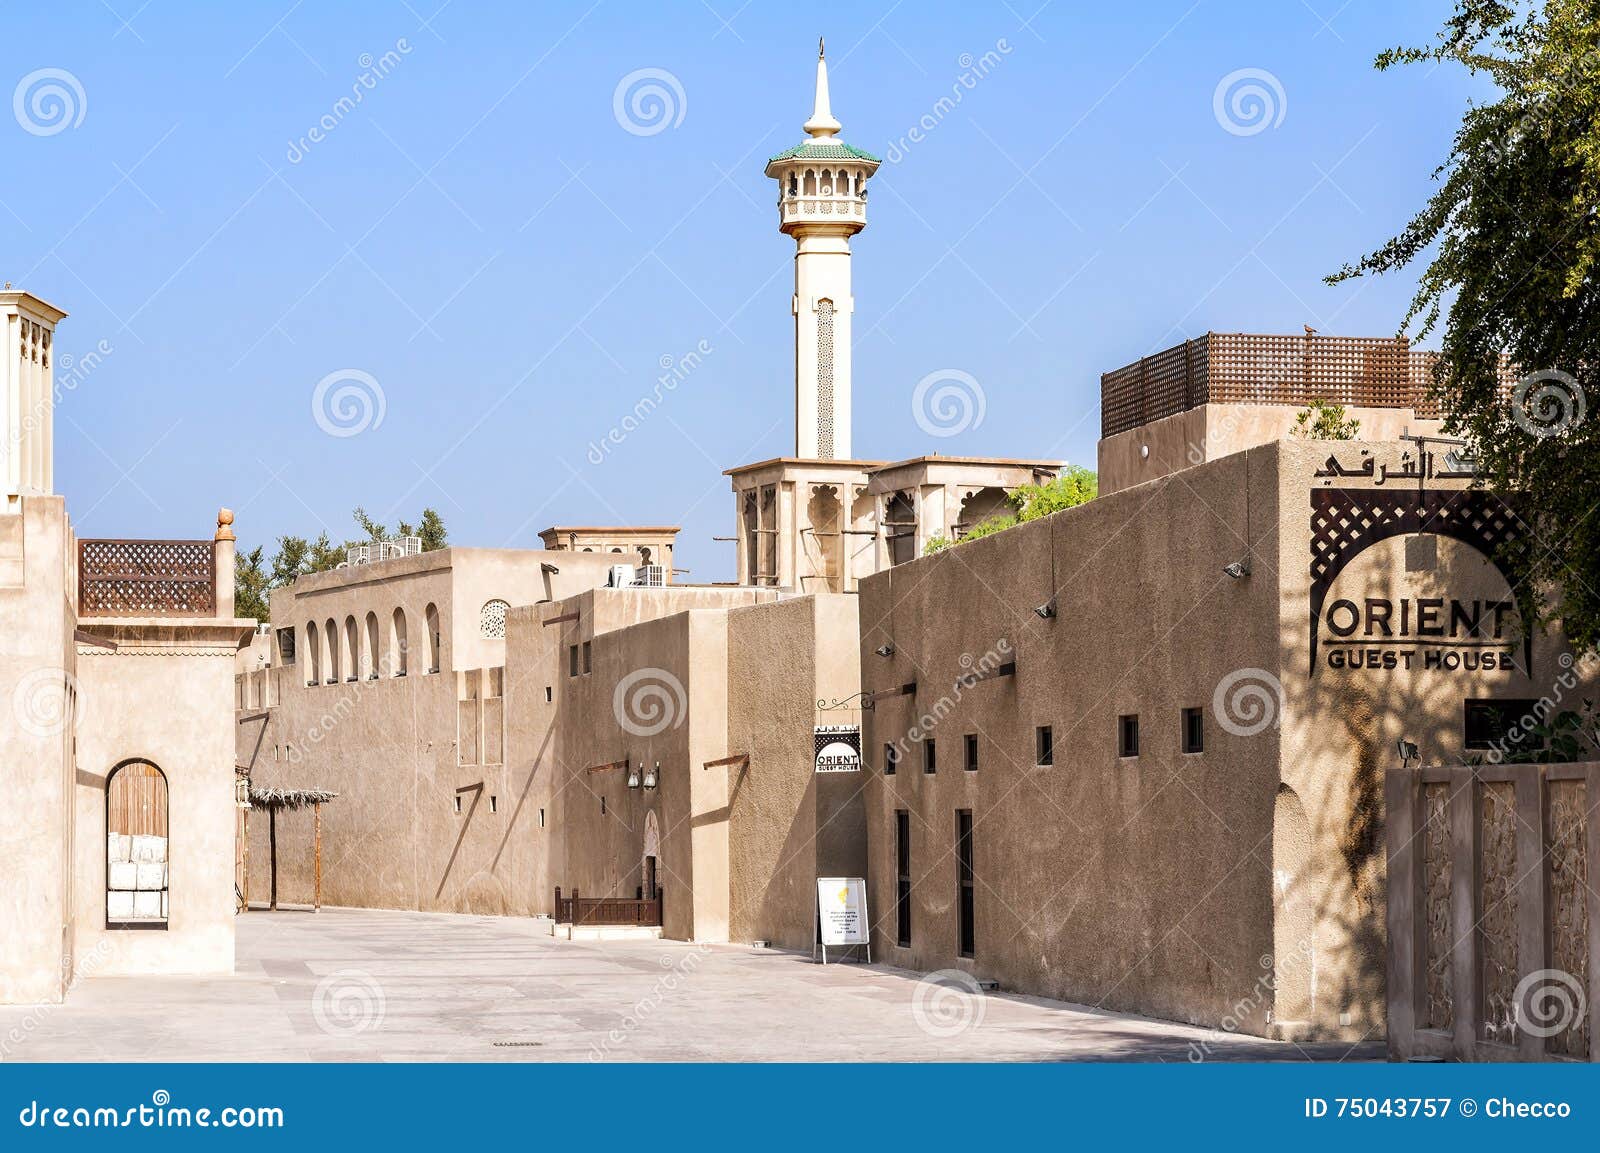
778,194,867,227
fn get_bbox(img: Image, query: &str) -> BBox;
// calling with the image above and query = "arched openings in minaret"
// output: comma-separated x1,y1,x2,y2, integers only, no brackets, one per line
808,484,844,594
803,169,817,196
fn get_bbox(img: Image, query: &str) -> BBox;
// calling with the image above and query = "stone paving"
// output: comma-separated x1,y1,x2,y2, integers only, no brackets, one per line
0,907,1383,1062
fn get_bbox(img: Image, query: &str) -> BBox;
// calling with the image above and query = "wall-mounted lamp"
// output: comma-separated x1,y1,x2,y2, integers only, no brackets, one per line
1397,738,1419,769
874,644,895,657
643,761,659,790
1140,444,1150,460
625,762,642,789
1222,561,1251,580
1032,599,1056,619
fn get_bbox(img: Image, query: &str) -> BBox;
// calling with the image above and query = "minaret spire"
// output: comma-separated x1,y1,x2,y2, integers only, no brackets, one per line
803,37,842,139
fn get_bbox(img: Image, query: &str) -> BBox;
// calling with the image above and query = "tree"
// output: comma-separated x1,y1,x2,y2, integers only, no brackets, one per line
1290,399,1361,440
1329,0,1600,652
234,546,271,622
418,507,447,552
925,466,1097,552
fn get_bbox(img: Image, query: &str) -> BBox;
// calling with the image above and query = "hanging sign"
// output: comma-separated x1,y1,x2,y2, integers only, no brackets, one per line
814,725,861,773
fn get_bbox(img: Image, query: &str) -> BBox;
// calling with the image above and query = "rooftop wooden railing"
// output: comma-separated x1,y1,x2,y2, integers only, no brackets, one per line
1099,332,1513,438
78,538,216,617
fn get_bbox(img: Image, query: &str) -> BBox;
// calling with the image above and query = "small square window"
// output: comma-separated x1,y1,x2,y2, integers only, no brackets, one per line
1119,715,1139,758
567,645,579,678
883,743,898,776
1464,699,1542,753
1035,725,1054,766
1182,707,1204,754
489,795,498,814
545,686,553,703
582,641,592,674
453,794,462,814
923,739,936,775
964,733,979,772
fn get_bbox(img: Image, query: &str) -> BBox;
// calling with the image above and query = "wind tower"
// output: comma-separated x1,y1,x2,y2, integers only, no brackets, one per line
764,40,880,460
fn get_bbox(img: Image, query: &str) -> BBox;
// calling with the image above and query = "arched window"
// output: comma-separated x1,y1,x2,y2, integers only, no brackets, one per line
324,618,340,683
424,603,441,674
391,607,408,677
305,621,321,686
480,599,509,640
106,760,168,927
344,616,359,682
803,168,816,196
364,612,380,679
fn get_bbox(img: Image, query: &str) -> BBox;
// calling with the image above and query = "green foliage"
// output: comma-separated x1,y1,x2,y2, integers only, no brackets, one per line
925,466,1097,552
1499,702,1599,764
234,546,271,622
236,506,448,623
1290,399,1361,440
1329,0,1600,654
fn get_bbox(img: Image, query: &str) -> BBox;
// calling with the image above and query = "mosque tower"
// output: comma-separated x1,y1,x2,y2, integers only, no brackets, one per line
764,40,880,460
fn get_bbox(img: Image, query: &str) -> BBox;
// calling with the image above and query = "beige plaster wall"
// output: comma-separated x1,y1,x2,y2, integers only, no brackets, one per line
0,496,76,1004
1098,403,1444,496
72,621,248,977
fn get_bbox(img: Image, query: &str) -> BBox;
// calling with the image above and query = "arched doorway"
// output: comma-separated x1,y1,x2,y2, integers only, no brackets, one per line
106,760,168,927
1272,784,1314,1023
641,810,661,899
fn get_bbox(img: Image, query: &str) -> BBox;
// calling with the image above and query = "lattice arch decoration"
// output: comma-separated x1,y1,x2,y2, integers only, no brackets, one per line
480,598,509,640
1308,488,1531,675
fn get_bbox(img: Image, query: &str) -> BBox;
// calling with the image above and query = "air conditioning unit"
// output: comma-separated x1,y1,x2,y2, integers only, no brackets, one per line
607,564,637,588
633,565,666,587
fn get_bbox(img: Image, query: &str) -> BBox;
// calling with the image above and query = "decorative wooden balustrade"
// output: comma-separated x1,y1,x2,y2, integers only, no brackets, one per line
78,538,216,617
1099,332,1516,438
1387,761,1597,1062
553,886,662,927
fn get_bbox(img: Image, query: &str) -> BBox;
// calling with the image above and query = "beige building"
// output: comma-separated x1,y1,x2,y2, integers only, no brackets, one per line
2,290,252,1005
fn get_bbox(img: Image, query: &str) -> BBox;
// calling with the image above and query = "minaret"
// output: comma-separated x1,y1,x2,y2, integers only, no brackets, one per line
1,287,68,498
764,40,879,460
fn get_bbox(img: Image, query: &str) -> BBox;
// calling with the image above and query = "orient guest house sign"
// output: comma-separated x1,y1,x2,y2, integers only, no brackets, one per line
1309,471,1533,677
814,725,862,772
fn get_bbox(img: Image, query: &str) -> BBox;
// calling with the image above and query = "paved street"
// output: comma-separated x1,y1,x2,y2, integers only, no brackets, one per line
0,908,1381,1062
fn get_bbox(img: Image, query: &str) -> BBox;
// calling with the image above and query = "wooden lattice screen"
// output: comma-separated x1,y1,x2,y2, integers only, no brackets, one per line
1100,333,1468,438
79,538,215,617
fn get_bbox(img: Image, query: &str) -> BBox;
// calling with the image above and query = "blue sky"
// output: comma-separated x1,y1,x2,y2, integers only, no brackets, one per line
2,1,1482,580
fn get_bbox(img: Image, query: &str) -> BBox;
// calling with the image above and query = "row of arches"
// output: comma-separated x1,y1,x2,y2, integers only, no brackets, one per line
785,167,870,199
304,604,440,685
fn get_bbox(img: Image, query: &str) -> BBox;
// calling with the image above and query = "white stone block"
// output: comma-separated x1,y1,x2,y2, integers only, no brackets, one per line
131,835,167,863
108,861,138,891
132,891,162,918
135,862,167,891
107,891,134,919
108,833,131,862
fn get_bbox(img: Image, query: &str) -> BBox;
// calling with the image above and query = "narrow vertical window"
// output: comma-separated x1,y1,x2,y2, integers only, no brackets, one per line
964,733,979,772
1035,725,1054,766
883,743,898,776
582,641,592,674
1183,707,1204,754
957,809,975,958
1119,714,1140,758
568,644,579,678
895,810,912,947
923,738,936,775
